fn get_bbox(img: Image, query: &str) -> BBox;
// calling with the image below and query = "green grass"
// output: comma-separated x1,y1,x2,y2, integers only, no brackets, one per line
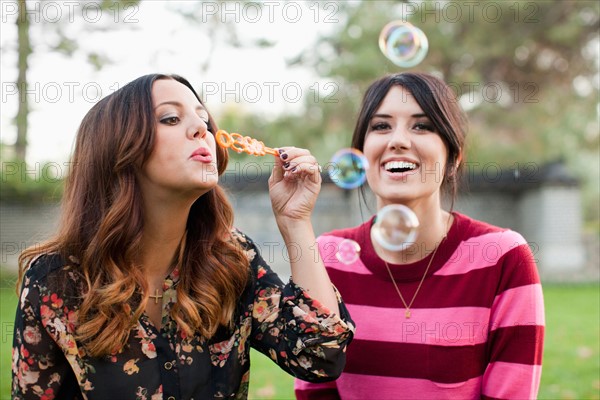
1,271,598,399
539,284,600,400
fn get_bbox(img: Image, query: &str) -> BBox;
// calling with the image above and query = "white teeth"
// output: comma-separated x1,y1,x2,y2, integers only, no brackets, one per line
384,161,417,171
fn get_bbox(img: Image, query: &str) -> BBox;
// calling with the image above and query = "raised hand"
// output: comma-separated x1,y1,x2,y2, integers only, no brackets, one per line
268,147,322,223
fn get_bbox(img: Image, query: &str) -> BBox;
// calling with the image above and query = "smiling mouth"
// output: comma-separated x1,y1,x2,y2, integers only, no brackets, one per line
383,161,418,173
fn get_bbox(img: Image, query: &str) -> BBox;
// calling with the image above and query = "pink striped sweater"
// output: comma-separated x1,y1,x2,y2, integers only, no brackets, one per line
295,212,544,399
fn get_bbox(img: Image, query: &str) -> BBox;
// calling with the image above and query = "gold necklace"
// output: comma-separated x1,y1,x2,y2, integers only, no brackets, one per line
383,236,445,319
145,231,186,305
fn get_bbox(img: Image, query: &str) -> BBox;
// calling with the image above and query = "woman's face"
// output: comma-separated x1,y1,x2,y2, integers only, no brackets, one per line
137,79,218,202
362,85,449,210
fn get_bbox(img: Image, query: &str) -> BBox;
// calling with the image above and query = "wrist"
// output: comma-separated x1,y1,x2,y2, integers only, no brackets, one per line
276,218,314,242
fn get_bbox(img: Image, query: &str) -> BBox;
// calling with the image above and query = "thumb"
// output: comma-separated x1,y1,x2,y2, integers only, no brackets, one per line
269,149,285,184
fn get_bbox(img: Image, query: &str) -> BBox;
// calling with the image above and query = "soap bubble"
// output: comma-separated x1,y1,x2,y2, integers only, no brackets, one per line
378,21,429,68
328,148,369,190
336,239,361,264
371,204,419,251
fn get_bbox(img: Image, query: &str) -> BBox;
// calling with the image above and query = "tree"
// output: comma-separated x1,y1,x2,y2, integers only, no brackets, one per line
258,0,599,225
15,0,31,161
11,0,141,161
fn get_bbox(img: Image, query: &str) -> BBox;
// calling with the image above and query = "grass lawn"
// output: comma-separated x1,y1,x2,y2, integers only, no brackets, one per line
1,269,598,399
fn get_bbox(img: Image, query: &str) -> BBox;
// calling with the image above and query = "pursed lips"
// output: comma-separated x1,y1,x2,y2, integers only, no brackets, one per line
190,147,213,163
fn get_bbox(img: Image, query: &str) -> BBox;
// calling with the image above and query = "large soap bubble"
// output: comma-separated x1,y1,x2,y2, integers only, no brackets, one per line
379,21,429,68
328,148,369,190
371,204,419,251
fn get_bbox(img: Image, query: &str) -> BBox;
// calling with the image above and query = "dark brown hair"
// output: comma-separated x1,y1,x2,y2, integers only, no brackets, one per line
351,72,468,207
18,74,249,356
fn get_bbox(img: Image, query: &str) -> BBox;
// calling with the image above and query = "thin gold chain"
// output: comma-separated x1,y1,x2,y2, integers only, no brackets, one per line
383,237,445,319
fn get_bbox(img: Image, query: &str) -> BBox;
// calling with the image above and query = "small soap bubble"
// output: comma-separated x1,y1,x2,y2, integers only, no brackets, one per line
328,148,369,190
336,239,361,264
378,21,429,68
371,204,419,251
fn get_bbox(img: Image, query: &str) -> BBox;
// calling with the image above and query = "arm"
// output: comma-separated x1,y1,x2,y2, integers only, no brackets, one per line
12,264,78,399
238,231,354,382
482,242,545,399
268,147,340,316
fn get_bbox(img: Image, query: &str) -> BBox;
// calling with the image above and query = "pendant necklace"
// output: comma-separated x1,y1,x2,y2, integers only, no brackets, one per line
383,236,445,319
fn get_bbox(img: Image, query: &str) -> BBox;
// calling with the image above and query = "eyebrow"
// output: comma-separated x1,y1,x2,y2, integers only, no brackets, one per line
371,113,428,119
155,101,207,113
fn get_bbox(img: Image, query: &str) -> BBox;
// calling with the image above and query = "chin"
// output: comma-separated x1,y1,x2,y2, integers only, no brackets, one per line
198,175,219,189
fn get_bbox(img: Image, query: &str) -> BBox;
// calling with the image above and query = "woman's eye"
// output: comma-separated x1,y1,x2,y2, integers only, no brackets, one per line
414,122,435,132
370,122,390,131
160,116,179,125
199,112,210,124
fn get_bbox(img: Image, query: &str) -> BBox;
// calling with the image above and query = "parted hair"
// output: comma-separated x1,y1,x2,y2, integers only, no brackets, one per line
17,74,249,357
351,72,468,206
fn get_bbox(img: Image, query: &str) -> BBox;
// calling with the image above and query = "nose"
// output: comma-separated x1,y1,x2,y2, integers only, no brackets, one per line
188,116,208,140
388,126,411,150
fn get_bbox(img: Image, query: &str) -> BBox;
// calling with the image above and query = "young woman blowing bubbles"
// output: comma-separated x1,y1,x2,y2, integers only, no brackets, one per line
12,74,354,399
295,72,544,399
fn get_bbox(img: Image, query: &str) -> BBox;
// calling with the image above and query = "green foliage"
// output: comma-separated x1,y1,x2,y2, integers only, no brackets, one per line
0,159,64,204
216,0,600,230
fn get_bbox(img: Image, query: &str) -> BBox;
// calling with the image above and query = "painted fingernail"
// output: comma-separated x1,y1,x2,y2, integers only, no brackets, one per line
278,148,284,154
281,152,288,160
284,162,290,168
291,166,297,172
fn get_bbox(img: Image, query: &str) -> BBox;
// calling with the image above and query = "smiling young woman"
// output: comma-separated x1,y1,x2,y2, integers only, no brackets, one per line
295,72,544,400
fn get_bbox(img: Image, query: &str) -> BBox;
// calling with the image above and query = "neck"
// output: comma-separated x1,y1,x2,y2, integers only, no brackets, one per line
139,200,190,279
373,205,452,265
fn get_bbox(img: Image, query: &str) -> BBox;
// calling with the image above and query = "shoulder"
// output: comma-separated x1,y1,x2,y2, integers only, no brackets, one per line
229,228,264,268
24,253,69,282
22,253,83,296
318,219,370,243
230,228,259,254
230,228,254,246
452,212,535,272
453,212,527,245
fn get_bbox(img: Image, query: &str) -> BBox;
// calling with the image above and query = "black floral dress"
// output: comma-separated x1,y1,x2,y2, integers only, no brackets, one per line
12,230,355,399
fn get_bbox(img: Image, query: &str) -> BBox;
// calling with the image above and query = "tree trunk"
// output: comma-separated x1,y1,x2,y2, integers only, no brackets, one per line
15,0,31,161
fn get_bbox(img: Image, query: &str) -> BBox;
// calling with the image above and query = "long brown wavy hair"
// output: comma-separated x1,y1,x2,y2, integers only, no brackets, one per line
17,74,249,357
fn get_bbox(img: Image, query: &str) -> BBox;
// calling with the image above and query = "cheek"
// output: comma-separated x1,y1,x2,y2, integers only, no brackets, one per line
361,135,379,162
206,134,217,153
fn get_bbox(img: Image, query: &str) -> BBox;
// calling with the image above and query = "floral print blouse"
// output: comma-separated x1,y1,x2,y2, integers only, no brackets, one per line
12,230,355,399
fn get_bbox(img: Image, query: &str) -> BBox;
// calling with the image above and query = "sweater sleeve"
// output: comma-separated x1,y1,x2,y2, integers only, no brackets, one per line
482,240,545,399
294,378,341,400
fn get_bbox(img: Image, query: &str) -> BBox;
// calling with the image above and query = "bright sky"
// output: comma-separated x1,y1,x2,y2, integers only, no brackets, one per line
0,1,343,165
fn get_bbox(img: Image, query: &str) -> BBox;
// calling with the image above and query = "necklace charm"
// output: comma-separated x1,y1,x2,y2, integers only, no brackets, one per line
381,218,450,320
383,233,447,321
149,288,163,304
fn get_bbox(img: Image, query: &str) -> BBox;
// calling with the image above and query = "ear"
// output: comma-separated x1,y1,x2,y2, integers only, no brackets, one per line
447,152,463,179
455,151,463,169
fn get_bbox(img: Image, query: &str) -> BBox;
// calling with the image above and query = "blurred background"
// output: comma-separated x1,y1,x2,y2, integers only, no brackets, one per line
1,1,599,399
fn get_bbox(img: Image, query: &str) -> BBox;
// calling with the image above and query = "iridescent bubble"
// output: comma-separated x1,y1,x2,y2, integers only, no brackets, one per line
336,239,361,264
328,148,369,190
378,21,429,68
371,204,420,251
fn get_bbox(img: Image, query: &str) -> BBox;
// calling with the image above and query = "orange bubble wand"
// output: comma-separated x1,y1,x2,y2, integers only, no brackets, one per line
215,129,279,156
